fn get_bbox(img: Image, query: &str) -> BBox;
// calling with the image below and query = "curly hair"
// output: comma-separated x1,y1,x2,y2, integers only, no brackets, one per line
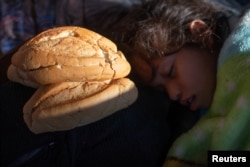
113,0,230,59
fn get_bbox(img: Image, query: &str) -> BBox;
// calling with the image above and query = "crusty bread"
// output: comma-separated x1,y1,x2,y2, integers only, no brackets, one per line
8,26,131,86
6,26,138,134
7,64,39,88
23,78,138,134
23,80,111,114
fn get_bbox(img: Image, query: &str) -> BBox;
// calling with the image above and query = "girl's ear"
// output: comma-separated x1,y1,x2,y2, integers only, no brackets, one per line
189,19,214,49
189,19,208,35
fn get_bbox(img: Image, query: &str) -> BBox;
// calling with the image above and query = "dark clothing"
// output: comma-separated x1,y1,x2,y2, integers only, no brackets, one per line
1,81,173,167
0,0,139,54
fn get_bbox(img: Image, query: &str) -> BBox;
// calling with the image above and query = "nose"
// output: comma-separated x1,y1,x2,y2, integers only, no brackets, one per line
164,81,181,101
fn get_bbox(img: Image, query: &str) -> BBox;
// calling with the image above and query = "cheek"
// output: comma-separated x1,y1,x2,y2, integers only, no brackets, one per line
177,53,212,81
175,63,199,88
177,61,216,105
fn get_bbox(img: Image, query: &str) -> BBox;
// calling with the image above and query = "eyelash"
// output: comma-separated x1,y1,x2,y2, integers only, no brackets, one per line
167,65,174,77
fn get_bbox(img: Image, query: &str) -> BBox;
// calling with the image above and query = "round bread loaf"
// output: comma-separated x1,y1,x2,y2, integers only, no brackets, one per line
7,26,138,134
23,78,137,134
8,26,131,86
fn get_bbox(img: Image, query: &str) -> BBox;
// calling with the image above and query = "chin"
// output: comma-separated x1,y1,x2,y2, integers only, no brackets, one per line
197,98,213,111
198,105,211,112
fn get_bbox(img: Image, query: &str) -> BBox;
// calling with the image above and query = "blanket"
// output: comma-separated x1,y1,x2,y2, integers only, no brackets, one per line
162,9,250,167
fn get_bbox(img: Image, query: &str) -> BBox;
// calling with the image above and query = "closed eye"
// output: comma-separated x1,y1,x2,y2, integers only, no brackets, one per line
167,65,174,77
160,64,174,78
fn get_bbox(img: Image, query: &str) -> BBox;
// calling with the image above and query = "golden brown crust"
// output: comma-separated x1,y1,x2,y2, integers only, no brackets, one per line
23,78,138,134
7,64,39,88
23,80,111,114
6,26,137,134
8,26,131,85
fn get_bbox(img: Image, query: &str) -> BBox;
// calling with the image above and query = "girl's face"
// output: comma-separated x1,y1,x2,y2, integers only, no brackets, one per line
149,45,218,111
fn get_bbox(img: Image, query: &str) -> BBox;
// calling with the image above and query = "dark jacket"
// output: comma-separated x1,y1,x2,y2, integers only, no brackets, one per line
0,81,169,167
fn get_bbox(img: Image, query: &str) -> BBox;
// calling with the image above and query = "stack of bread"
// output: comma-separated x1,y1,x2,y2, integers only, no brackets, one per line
7,26,138,134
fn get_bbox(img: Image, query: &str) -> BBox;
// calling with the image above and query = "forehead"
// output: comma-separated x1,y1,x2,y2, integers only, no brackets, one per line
150,45,209,71
151,55,175,69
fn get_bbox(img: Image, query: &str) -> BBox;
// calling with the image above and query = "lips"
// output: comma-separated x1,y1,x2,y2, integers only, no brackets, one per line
180,95,195,109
